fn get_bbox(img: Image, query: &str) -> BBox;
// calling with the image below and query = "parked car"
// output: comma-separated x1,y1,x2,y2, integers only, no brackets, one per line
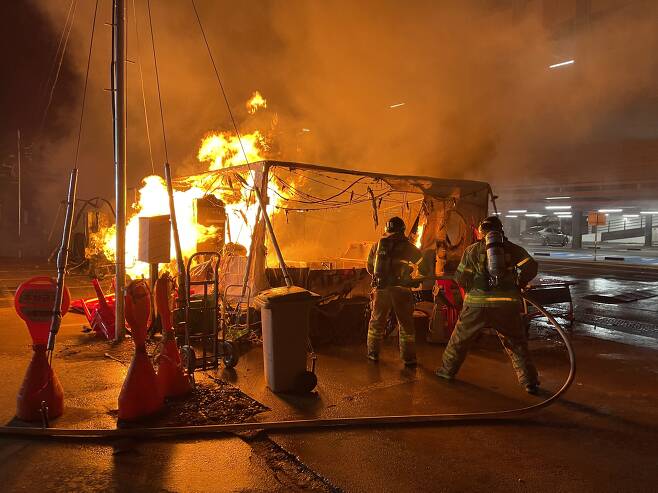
520,226,570,246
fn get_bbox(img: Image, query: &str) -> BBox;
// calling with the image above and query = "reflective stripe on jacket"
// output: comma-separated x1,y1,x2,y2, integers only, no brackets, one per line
455,239,537,307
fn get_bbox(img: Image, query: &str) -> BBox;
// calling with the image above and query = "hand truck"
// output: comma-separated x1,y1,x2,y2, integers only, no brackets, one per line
178,251,239,375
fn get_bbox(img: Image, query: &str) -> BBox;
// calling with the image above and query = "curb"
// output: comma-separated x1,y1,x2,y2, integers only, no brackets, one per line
536,257,658,272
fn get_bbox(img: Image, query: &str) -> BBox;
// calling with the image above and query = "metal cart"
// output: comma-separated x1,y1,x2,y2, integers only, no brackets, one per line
178,251,239,374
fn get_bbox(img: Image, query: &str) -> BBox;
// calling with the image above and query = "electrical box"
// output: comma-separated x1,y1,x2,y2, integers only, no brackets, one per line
196,196,226,253
138,215,171,264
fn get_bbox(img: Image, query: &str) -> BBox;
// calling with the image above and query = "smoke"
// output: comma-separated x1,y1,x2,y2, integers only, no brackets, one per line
31,0,658,208
267,0,658,185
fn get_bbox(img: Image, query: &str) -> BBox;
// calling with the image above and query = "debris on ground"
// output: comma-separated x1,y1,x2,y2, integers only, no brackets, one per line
155,375,268,427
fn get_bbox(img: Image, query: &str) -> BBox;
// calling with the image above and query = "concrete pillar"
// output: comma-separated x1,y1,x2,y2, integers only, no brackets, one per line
572,209,583,249
508,217,521,238
645,215,653,247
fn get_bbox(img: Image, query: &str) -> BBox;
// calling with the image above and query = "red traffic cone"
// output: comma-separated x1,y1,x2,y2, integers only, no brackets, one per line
14,276,70,422
118,279,163,422
155,274,191,398
16,345,64,422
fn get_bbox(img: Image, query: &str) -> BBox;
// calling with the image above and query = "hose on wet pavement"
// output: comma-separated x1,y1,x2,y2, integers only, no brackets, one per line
0,297,575,440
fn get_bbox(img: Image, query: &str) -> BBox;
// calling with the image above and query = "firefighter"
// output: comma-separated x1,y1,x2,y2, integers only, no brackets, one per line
435,215,540,393
366,216,429,366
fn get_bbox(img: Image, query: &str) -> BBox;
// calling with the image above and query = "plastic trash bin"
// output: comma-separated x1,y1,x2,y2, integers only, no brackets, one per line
255,286,320,393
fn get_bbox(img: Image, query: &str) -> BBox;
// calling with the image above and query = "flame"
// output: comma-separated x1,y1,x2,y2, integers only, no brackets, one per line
414,223,424,249
93,92,291,279
101,176,217,278
196,129,288,252
245,91,267,114
197,130,266,170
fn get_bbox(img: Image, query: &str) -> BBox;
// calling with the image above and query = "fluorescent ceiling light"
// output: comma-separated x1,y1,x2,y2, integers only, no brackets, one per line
554,212,571,215
557,215,572,218
545,196,571,200
598,209,622,213
640,211,658,214
508,209,527,213
525,213,544,217
389,103,405,109
623,214,639,218
545,205,571,210
549,60,575,69
505,215,518,218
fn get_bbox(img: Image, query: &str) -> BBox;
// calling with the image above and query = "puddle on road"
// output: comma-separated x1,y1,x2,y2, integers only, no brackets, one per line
596,353,636,361
577,324,658,350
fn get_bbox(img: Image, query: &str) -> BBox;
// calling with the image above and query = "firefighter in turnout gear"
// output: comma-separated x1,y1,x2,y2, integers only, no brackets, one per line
435,215,541,393
367,216,429,366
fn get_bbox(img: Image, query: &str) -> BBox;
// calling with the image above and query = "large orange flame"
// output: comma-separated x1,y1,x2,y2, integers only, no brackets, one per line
245,91,267,114
94,92,290,278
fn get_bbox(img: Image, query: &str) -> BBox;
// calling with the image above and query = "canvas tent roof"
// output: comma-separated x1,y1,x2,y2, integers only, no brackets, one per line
176,160,493,201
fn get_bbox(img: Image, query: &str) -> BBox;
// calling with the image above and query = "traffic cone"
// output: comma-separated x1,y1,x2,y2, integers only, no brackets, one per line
13,276,70,422
154,274,191,398
16,345,64,422
117,279,163,422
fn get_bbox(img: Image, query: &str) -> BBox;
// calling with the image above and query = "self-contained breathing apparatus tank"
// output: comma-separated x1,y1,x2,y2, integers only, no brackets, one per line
373,237,395,288
484,230,506,288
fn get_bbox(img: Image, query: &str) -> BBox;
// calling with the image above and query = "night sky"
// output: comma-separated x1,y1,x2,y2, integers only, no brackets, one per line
0,2,78,149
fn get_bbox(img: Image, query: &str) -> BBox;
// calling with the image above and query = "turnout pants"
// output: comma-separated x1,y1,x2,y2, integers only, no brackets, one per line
368,286,416,363
441,303,539,386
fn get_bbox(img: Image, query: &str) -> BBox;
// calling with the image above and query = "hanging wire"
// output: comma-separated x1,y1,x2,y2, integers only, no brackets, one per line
273,171,371,204
189,0,251,167
146,0,169,163
286,168,345,191
131,0,155,173
270,174,343,204
36,0,75,116
73,0,100,169
39,0,78,134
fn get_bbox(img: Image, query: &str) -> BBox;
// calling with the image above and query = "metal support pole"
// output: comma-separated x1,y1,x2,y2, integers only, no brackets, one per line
47,169,78,352
240,208,261,297
112,0,126,341
17,129,22,258
234,173,293,287
164,163,186,302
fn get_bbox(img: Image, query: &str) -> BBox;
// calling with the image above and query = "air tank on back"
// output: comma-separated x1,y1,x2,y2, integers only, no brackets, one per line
484,230,506,288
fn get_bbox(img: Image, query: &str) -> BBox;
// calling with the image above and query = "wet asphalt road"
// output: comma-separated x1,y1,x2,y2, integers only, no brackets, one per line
0,260,657,492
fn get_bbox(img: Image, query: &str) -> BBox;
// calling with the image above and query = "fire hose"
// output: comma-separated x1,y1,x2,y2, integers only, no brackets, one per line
0,296,574,440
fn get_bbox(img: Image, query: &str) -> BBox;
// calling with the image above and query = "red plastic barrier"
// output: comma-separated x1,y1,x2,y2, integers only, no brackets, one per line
155,274,191,398
117,280,163,422
16,345,64,422
14,277,69,421
71,293,115,316
83,279,116,340
433,279,464,341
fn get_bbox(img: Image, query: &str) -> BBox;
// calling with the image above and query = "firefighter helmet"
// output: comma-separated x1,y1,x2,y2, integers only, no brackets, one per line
385,216,406,234
478,215,503,234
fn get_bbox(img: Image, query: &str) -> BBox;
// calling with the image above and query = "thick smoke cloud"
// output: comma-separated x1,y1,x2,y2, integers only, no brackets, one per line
32,0,658,208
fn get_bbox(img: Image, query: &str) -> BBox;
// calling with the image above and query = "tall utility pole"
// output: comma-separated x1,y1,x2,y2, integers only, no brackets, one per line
17,129,22,259
112,0,126,341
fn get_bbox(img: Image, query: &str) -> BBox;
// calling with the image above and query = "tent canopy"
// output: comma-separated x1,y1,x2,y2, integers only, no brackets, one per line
175,160,493,293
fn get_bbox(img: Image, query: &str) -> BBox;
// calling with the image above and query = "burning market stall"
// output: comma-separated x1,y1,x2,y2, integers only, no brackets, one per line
169,160,493,343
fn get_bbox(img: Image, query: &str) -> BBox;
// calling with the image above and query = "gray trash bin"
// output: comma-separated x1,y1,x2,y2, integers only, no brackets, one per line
255,286,320,393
